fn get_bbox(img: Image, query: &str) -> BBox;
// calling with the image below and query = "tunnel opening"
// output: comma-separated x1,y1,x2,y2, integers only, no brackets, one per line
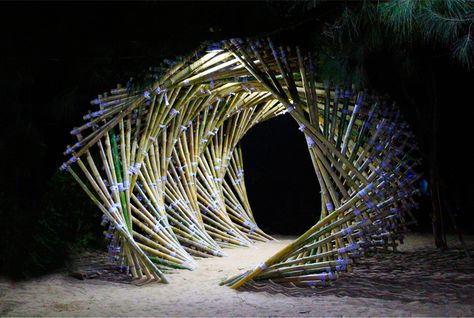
240,114,322,236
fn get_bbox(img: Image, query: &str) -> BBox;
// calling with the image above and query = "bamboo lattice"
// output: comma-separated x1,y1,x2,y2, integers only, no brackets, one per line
60,38,421,287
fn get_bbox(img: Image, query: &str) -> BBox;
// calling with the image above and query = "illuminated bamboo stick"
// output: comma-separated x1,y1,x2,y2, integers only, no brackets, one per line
60,38,421,287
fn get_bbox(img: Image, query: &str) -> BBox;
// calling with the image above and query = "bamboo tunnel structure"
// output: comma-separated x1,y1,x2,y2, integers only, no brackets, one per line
61,38,421,287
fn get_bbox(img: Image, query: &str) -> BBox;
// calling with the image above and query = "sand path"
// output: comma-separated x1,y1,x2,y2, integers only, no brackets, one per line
1,233,474,317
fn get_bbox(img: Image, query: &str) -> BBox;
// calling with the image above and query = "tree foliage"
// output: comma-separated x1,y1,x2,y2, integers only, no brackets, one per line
281,0,473,82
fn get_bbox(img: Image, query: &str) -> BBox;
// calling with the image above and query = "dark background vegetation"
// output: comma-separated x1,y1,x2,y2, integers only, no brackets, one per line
0,1,472,279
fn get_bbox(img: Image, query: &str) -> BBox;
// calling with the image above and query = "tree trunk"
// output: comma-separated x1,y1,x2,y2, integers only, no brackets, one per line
428,62,448,249
429,70,447,250
430,168,447,249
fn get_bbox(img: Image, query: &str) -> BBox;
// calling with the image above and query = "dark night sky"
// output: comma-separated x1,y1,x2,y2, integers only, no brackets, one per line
0,1,473,243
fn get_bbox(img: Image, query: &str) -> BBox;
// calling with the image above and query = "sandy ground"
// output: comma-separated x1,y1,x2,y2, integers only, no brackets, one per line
1,233,474,317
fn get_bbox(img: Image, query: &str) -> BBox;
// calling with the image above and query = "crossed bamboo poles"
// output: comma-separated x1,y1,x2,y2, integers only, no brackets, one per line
60,38,420,287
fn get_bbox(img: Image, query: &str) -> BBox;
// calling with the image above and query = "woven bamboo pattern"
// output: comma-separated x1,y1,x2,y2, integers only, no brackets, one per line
60,38,420,287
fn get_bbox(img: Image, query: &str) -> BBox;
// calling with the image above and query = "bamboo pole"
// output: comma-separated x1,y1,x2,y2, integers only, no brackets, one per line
60,38,421,288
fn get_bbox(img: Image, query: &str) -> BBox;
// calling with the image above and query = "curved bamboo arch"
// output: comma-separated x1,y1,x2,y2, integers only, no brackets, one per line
61,38,421,288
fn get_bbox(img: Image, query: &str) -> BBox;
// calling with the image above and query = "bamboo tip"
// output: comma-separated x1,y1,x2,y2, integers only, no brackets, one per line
183,260,198,271
217,251,228,257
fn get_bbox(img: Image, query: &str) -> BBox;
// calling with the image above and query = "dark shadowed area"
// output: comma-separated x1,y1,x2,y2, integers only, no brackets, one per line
241,115,321,235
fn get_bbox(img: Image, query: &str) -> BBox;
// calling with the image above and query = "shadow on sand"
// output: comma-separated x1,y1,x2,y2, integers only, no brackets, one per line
241,248,474,305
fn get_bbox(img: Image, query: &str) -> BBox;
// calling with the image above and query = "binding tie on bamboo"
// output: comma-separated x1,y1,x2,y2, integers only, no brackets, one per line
61,38,421,288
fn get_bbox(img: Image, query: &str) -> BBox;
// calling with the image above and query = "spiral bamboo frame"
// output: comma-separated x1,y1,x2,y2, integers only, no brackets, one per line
60,38,420,287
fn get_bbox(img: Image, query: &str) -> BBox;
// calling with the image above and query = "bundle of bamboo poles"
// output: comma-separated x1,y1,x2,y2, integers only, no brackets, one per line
61,38,420,287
